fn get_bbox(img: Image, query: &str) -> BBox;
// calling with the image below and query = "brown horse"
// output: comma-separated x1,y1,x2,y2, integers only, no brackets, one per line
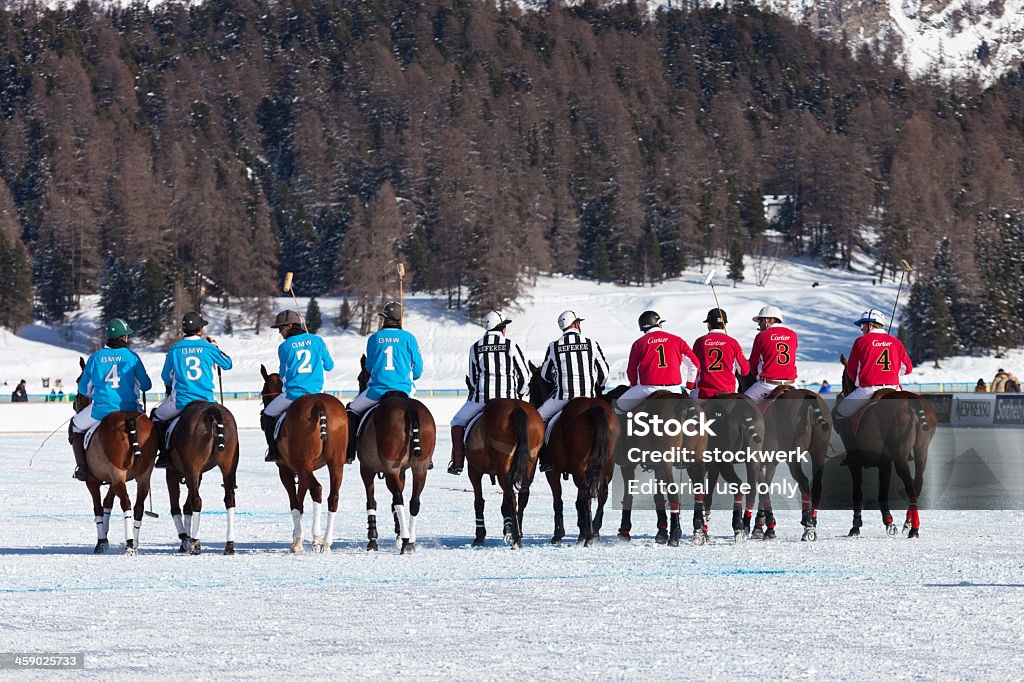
260,365,348,553
354,357,436,554
528,366,619,547
74,358,158,555
748,385,832,541
602,385,709,546
839,358,936,537
164,401,239,555
702,393,765,543
463,398,544,549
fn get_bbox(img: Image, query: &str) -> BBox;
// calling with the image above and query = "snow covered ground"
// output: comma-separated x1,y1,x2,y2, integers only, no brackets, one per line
5,258,1021,406
2,428,1023,679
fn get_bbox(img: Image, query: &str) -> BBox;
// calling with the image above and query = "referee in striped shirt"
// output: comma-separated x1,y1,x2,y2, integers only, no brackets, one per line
537,310,610,471
447,311,530,475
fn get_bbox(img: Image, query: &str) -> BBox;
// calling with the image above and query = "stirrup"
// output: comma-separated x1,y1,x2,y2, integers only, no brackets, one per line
265,449,277,463
73,467,88,482
154,452,170,469
539,460,553,473
447,461,463,476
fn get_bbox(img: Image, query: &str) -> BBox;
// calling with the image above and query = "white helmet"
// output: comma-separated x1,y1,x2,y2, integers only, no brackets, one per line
557,310,584,331
752,305,784,323
855,309,886,328
482,310,510,332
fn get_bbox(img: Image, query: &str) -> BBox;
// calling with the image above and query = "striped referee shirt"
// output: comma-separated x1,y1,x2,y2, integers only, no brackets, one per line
540,330,610,400
467,332,530,402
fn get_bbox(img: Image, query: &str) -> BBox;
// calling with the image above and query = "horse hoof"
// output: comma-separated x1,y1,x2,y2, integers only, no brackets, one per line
764,528,777,541
471,538,485,547
510,541,522,550
400,540,415,555
616,531,631,542
801,528,817,542
751,527,765,540
848,527,860,537
223,541,235,555
693,531,707,546
503,533,514,546
734,530,746,544
312,537,329,554
93,539,109,554
655,530,668,545
125,543,138,557
366,540,378,552
667,538,679,547
886,523,899,537
189,539,201,555
290,538,304,553
550,536,562,545
908,528,920,539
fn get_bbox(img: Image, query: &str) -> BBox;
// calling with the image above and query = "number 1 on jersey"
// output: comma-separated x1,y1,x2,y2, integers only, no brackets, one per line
383,345,395,371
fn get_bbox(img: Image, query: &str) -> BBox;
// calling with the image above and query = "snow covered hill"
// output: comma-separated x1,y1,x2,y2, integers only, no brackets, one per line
5,258,1020,398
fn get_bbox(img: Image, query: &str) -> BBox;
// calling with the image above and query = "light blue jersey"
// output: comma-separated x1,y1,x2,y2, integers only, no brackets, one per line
278,332,335,400
78,347,153,420
365,328,423,400
161,336,233,409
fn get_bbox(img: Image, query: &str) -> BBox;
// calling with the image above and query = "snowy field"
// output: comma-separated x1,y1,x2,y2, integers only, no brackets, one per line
2,421,1023,680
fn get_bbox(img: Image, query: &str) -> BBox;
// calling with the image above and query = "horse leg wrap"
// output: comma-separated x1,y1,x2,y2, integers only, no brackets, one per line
190,512,201,542
801,492,811,511
291,509,302,540
184,514,192,537
324,510,336,546
173,514,186,537
409,514,418,544
394,505,409,540
101,509,112,538
311,502,322,541
122,511,133,546
133,519,142,549
95,515,106,541
225,508,236,543
367,509,378,540
908,498,920,529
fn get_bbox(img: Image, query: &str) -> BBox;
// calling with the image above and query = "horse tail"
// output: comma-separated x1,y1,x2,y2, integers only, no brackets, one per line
584,406,610,499
405,404,424,459
737,399,762,445
906,394,932,432
204,405,226,452
509,406,531,491
797,393,830,433
126,417,142,460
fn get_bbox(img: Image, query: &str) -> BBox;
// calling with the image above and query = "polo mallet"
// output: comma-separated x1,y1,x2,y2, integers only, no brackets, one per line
282,272,309,333
28,416,73,467
703,269,728,334
217,366,224,404
887,260,913,335
397,262,405,325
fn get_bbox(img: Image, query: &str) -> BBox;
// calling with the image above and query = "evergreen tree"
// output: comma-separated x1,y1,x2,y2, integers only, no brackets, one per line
728,238,745,286
224,315,234,336
306,297,322,334
0,235,34,330
593,234,611,283
338,298,352,330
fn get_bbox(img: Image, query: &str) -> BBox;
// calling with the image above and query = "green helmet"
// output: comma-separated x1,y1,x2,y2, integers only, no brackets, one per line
105,318,134,339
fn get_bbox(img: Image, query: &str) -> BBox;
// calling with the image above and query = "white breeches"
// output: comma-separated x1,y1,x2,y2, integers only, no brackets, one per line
263,393,294,418
614,384,681,414
346,391,379,416
152,391,181,422
451,400,485,427
537,398,569,423
836,385,899,418
72,408,99,434
744,380,792,404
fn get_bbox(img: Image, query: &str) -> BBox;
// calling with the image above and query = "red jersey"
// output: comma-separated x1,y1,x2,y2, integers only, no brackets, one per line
845,330,912,387
627,330,699,389
693,330,750,399
749,325,798,381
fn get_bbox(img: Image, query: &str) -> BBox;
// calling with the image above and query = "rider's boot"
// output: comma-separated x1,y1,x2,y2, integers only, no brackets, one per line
538,444,553,473
834,416,857,467
346,410,359,464
151,416,170,469
70,430,89,481
261,413,279,463
448,425,466,475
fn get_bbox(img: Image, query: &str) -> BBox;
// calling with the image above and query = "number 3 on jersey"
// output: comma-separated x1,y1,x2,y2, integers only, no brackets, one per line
185,355,203,380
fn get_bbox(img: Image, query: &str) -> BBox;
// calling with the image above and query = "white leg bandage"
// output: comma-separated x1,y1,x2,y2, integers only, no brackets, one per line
324,511,336,545
311,502,322,539
133,519,142,548
172,514,185,536
101,509,112,538
225,508,236,543
409,514,417,544
95,515,106,541
394,505,409,540
291,509,302,540
183,514,192,537
189,512,201,541
122,511,132,544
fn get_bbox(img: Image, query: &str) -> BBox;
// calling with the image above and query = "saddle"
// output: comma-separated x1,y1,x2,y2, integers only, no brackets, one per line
848,388,899,436
758,385,796,414
464,411,484,446
83,421,102,451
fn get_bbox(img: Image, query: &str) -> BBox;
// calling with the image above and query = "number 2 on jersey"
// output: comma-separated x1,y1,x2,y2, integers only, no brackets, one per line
296,349,313,374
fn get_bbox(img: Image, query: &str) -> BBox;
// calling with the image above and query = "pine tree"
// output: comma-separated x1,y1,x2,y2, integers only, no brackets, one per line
338,298,352,330
224,315,234,336
306,297,322,334
728,238,745,286
0,235,34,330
593,234,611,283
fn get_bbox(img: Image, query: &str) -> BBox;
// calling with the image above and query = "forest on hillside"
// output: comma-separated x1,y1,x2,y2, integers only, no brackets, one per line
0,0,1021,360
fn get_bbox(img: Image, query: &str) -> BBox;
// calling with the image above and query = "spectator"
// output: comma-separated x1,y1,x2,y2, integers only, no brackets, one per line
12,380,28,403
818,380,831,394
48,388,56,402
975,379,988,393
992,369,1011,392
58,389,65,401
1007,375,1022,393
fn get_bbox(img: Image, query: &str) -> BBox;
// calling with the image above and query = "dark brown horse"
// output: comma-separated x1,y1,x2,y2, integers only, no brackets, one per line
164,401,239,555
354,357,436,554
74,358,158,555
463,398,544,549
748,385,832,541
602,385,709,546
839,357,936,537
702,393,765,543
260,365,348,553
528,366,619,547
